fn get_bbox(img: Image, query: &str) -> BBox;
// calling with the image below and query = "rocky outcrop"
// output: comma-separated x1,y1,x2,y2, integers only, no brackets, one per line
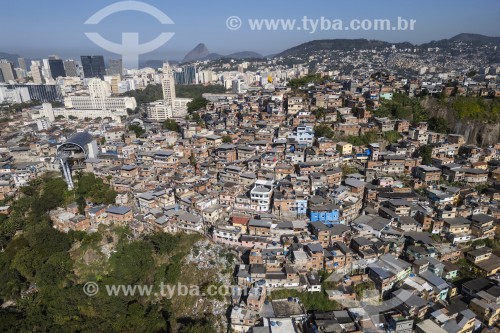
423,98,500,147
182,43,210,63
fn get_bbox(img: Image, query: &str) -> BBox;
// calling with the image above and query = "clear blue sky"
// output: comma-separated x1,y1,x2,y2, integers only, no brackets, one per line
1,0,499,62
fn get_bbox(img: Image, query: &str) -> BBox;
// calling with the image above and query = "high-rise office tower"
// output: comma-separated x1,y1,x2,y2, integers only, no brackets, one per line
107,59,123,77
185,65,197,84
30,62,44,84
0,69,4,83
41,59,52,81
161,62,176,107
0,60,17,82
17,57,27,71
63,60,79,77
81,55,106,79
174,65,198,85
48,59,66,79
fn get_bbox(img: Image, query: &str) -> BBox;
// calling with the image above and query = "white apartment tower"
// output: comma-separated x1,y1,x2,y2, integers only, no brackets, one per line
147,62,192,121
161,62,176,107
0,60,17,82
30,61,44,84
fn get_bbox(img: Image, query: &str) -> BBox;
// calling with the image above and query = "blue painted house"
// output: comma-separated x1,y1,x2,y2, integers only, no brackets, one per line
308,202,340,225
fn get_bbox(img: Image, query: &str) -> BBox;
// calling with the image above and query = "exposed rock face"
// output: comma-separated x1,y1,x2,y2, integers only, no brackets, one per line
423,98,500,147
182,43,210,63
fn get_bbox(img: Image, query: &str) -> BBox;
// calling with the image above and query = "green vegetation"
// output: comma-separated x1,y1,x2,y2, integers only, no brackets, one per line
467,70,477,78
451,97,500,122
187,97,209,112
341,164,358,177
343,130,402,147
353,280,375,300
222,135,233,143
468,238,500,255
428,116,451,134
122,84,163,104
346,132,378,146
430,234,442,242
175,84,226,99
0,172,115,240
186,112,205,127
122,84,225,106
384,130,402,143
129,124,145,137
0,100,43,113
163,119,181,132
0,174,216,332
74,172,117,214
0,175,70,240
268,289,341,312
312,107,327,121
456,258,486,282
287,74,330,90
418,145,433,165
375,93,428,122
314,124,334,139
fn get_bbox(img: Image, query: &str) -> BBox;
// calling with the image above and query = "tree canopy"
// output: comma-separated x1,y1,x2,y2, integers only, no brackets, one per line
187,97,209,113
374,93,428,122
418,145,433,165
222,135,233,143
129,124,145,137
0,174,211,332
163,119,181,132
314,124,334,139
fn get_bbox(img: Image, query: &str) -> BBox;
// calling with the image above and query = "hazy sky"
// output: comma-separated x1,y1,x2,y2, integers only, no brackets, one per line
1,0,499,63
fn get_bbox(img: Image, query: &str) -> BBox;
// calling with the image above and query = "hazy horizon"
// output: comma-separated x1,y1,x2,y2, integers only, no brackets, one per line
1,0,499,63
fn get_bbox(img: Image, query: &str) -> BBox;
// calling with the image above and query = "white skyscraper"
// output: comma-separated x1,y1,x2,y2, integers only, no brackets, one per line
42,59,52,82
30,61,44,84
0,59,17,82
161,62,176,107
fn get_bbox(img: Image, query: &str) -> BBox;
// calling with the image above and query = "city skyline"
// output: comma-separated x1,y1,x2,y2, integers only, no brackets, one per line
1,0,499,62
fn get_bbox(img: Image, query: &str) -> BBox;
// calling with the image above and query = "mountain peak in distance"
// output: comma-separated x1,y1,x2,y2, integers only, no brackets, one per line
182,43,210,63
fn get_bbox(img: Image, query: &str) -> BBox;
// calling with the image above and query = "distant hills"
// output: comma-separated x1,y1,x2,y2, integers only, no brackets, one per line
275,33,500,58
420,33,500,49
181,43,263,63
2,33,499,70
183,43,210,62
0,52,21,66
275,39,414,57
178,33,499,64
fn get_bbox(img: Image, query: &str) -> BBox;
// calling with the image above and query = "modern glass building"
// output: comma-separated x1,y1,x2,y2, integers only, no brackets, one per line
174,65,197,85
48,59,66,79
6,84,63,102
63,60,79,77
80,55,106,79
107,59,123,77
